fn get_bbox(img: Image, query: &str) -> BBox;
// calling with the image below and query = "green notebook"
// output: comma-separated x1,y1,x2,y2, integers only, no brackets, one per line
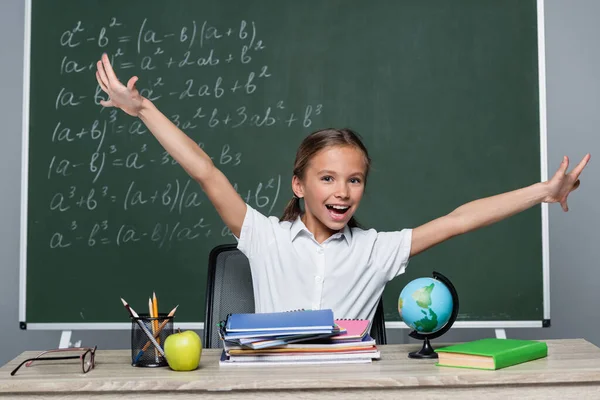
435,338,548,370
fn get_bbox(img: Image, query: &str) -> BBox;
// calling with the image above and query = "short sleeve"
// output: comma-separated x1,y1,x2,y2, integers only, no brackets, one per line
236,204,275,258
373,229,413,282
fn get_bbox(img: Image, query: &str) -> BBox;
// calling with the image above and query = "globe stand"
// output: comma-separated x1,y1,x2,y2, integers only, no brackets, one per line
408,337,437,359
406,271,460,359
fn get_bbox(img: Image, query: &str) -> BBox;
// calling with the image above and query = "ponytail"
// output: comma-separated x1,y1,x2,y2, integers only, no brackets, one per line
347,217,361,229
280,196,302,222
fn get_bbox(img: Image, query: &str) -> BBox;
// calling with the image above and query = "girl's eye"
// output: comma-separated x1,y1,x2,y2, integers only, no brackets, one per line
350,178,362,184
321,176,333,182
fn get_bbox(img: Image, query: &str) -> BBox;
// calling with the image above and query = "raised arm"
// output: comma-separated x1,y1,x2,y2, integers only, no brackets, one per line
96,54,246,237
410,154,591,257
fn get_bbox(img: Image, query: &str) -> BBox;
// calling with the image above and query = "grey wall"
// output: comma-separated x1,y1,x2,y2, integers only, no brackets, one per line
1,0,598,365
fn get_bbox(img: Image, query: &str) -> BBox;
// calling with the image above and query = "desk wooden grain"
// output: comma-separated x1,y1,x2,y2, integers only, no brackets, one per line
1,339,600,399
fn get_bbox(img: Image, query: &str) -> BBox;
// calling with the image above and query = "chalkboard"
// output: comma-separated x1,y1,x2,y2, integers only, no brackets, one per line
21,0,546,327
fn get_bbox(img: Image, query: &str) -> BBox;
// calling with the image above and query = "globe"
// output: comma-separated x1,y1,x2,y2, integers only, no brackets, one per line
397,272,459,359
398,277,454,334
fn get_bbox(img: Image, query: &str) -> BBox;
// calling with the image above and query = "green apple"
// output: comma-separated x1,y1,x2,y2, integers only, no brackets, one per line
164,329,202,371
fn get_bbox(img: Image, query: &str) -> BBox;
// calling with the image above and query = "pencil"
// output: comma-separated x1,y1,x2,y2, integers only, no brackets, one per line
152,292,160,342
149,297,158,360
120,298,165,357
133,305,179,363
149,297,156,330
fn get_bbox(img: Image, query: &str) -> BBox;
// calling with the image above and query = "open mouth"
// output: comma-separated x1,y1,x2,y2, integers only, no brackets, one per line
326,204,350,216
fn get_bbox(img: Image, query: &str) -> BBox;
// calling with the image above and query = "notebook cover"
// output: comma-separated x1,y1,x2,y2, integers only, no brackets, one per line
435,338,548,370
226,350,381,363
226,309,334,332
233,334,376,350
228,345,378,355
242,331,341,350
230,336,376,351
223,328,335,340
219,350,373,366
330,319,370,340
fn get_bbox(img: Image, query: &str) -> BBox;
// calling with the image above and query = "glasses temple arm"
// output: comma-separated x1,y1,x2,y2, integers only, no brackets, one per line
25,348,92,367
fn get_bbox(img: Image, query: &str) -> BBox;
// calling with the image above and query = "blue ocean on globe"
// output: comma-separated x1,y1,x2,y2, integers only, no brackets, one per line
398,277,454,333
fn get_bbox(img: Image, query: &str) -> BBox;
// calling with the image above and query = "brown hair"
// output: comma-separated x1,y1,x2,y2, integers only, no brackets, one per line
280,128,371,228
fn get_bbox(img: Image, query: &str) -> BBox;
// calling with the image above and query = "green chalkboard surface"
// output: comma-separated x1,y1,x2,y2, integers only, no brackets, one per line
22,0,545,327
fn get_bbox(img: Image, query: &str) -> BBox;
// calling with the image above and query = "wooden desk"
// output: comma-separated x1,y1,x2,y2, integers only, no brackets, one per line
1,339,600,399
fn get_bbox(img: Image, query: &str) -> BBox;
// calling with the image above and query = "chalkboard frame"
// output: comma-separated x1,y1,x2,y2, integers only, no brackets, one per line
18,0,550,330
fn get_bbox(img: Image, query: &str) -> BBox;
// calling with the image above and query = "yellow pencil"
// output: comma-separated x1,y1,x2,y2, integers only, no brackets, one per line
152,292,160,344
149,297,157,359
138,305,179,354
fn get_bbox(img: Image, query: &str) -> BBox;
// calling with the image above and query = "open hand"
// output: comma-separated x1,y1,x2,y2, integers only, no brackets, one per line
544,154,591,211
95,53,143,116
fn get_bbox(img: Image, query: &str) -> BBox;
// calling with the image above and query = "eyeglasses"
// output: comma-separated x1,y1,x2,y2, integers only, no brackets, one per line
10,346,97,376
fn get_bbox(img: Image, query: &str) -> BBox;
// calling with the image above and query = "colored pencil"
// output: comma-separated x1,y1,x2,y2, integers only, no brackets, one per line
120,298,165,357
152,292,160,351
133,305,179,363
152,292,160,335
149,297,158,360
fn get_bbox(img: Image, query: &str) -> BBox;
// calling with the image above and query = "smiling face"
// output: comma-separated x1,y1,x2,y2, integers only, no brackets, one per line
292,145,367,242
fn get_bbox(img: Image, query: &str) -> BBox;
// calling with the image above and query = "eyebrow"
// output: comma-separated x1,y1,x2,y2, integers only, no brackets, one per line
317,170,365,178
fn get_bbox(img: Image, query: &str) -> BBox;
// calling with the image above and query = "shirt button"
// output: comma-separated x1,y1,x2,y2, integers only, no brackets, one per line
315,276,323,283
317,248,324,254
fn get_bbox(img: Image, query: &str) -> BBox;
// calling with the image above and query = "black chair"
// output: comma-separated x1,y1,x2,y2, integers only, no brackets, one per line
204,244,255,349
370,296,388,346
204,244,387,348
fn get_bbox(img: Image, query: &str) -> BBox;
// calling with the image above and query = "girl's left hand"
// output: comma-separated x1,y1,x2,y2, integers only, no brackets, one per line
543,154,591,211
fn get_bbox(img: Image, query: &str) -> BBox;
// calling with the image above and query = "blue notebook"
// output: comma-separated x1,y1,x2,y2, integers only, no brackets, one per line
225,309,335,332
223,328,335,341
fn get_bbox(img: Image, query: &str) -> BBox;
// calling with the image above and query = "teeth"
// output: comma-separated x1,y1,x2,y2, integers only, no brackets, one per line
329,205,349,210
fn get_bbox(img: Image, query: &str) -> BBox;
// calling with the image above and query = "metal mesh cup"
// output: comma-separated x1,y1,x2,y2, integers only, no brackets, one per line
130,313,173,367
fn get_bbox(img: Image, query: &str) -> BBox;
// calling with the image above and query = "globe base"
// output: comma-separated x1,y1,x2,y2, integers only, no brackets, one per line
408,337,438,359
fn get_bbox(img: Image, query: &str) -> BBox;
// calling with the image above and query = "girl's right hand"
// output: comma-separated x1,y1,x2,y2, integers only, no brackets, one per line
95,53,143,117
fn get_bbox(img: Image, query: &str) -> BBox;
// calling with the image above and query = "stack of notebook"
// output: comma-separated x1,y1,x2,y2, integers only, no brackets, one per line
219,309,380,366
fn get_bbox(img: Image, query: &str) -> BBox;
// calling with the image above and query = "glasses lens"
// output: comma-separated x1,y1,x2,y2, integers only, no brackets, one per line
82,350,93,373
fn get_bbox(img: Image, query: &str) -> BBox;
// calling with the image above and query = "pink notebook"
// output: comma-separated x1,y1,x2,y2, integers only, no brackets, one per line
330,319,370,341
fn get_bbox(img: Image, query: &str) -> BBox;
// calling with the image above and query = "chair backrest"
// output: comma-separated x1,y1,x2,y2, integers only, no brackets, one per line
369,296,388,345
204,244,255,349
203,244,387,348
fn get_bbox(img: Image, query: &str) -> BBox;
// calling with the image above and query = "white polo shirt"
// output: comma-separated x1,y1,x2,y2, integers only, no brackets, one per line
237,204,412,322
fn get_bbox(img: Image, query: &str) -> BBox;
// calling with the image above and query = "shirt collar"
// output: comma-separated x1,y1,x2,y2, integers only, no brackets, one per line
290,216,352,246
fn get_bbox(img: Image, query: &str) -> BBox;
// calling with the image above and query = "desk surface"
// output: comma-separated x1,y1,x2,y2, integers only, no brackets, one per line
2,339,600,399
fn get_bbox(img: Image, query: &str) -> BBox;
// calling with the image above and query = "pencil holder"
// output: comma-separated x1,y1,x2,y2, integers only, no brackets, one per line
130,313,173,367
